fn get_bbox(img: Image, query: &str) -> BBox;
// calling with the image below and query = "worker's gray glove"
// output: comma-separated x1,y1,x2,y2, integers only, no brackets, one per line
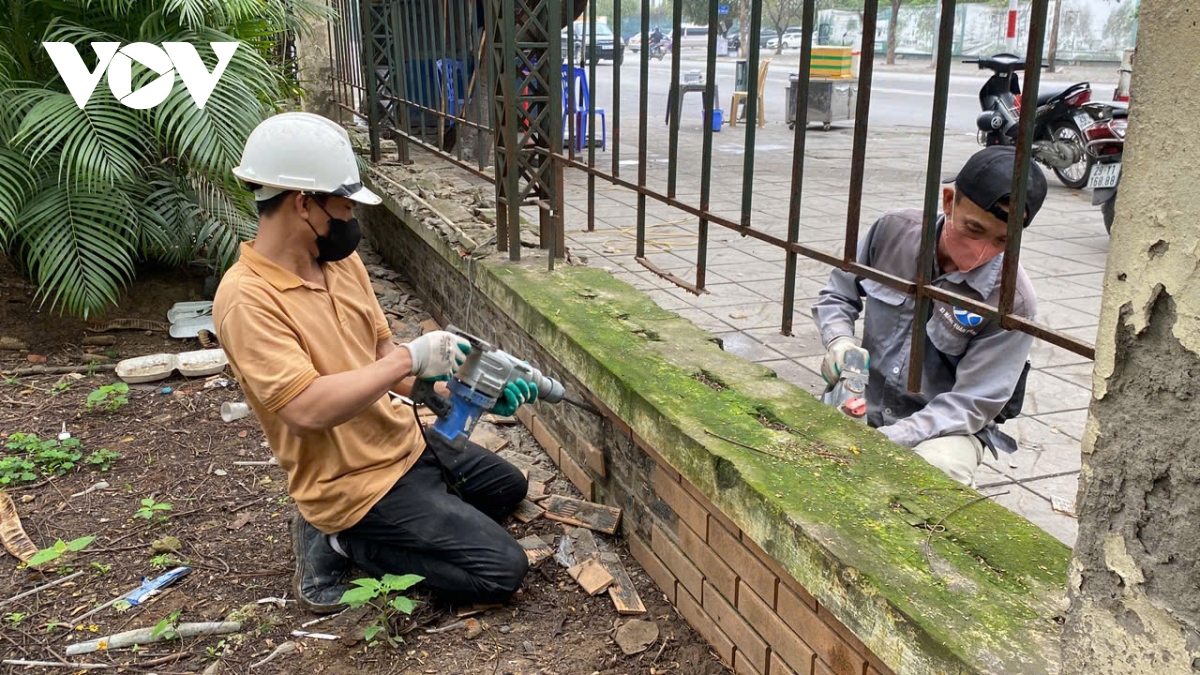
820,336,870,385
402,331,471,380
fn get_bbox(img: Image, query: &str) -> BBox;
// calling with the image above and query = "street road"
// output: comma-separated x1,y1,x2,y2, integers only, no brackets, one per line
574,50,1115,133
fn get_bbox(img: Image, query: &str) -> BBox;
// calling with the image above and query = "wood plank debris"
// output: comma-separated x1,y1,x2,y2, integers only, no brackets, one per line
542,496,622,534
498,452,554,483
568,558,614,596
598,552,646,615
512,499,545,523
525,479,546,500
518,535,553,566
419,319,440,334
470,426,510,453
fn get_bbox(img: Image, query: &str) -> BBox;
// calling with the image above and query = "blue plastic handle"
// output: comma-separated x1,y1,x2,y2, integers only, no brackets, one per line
125,566,192,606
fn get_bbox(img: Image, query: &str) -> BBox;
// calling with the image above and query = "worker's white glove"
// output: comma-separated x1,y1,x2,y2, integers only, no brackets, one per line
820,336,870,385
402,331,471,380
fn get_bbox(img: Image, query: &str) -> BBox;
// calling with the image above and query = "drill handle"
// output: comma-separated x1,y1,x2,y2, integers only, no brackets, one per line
410,379,453,419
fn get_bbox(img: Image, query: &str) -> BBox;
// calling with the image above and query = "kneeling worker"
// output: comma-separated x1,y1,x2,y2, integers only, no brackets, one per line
812,146,1047,484
214,112,537,613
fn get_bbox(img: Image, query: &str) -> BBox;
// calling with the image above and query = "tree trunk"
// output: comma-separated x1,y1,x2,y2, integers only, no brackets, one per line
1047,0,1064,72
887,0,901,65
1060,3,1200,672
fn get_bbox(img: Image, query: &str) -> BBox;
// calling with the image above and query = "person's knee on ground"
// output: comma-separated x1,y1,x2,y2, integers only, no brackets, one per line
484,534,530,600
912,435,984,485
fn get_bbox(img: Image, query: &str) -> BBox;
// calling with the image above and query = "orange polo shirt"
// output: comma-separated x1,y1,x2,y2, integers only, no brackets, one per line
213,241,424,534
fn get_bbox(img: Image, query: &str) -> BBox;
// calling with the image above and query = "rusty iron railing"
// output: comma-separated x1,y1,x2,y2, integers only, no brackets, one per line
328,0,1095,394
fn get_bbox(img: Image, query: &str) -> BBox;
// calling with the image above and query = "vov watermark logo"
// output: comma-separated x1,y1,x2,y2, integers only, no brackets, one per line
43,42,240,110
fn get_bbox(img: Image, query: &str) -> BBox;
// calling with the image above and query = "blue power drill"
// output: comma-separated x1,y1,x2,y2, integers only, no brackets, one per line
411,327,566,449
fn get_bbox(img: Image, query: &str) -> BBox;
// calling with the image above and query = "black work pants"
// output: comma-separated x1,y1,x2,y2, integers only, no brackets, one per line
340,437,529,603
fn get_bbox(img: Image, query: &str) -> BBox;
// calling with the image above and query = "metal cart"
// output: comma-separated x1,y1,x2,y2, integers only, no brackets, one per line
786,75,858,131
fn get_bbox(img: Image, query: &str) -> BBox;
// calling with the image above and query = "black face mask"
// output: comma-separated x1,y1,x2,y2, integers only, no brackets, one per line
304,198,361,262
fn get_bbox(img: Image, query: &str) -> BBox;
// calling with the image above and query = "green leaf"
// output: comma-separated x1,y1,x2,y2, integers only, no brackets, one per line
388,596,416,615
381,574,424,592
362,623,382,643
141,498,155,507
338,586,377,608
52,540,68,552
28,547,62,567
349,577,383,591
66,536,96,552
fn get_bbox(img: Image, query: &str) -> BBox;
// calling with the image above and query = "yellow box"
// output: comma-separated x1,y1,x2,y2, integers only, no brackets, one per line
810,46,854,79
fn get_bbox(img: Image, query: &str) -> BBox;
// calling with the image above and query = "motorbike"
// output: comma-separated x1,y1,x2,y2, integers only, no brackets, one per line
649,36,670,61
964,53,1096,189
1079,101,1128,233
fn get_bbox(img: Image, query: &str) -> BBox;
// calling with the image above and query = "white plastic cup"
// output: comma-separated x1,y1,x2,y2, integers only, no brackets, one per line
221,401,251,423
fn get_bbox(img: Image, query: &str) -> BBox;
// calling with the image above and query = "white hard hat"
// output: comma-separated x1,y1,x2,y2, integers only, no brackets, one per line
232,112,381,205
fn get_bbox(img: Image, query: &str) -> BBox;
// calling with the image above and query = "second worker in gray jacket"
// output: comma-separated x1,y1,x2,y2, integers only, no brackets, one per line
812,147,1048,484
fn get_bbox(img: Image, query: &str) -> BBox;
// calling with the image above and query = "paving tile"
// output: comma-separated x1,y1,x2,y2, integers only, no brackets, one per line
743,326,828,359
988,416,1082,479
1028,409,1090,442
1022,369,1094,415
716,332,788,363
760,358,826,397
1041,362,1095,390
1037,301,1103,330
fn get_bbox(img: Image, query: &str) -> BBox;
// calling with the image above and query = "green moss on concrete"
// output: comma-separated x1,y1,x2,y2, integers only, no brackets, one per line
366,177,1069,675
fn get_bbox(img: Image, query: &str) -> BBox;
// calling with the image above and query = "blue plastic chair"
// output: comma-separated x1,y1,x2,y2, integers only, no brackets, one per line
562,65,606,151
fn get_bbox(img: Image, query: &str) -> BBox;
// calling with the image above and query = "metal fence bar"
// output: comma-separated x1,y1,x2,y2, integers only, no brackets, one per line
611,0,621,178
390,0,409,163
474,2,487,171
566,16,577,162
781,0,816,336
906,0,958,394
842,0,879,264
359,0,381,161
1000,0,1050,320
693,0,719,292
635,0,650,259
586,0,597,232
548,0,563,271
448,0,463,163
666,1,683,199
739,0,765,226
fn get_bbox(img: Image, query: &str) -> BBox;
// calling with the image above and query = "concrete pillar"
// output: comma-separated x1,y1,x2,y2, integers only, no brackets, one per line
296,7,339,121
1060,3,1200,673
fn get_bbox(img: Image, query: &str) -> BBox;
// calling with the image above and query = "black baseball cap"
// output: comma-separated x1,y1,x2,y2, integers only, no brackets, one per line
946,146,1048,228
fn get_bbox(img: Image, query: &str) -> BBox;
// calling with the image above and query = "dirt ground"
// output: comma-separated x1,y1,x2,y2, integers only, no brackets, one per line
0,252,730,675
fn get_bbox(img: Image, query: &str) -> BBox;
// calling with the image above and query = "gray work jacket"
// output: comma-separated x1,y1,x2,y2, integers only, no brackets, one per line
811,209,1037,449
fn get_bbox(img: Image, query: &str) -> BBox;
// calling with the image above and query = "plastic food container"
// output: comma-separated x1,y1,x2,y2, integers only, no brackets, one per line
115,354,177,383
175,349,228,377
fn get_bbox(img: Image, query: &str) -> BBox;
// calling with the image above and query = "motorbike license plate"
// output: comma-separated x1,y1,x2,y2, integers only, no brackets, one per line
1073,112,1092,130
1089,162,1122,189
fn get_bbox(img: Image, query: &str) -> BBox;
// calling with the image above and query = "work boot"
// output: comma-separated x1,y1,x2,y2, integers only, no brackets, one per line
290,512,350,614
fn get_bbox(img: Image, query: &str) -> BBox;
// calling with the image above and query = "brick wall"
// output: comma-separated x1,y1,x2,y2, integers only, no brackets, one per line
361,199,896,675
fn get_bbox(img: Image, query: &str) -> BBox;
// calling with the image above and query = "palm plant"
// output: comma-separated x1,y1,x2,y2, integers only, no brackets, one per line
0,0,330,318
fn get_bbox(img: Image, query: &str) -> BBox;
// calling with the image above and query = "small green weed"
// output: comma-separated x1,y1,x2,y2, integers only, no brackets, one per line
339,574,423,647
2,433,84,485
85,382,129,412
150,554,182,570
204,639,227,661
4,612,27,628
27,536,96,569
134,497,172,522
90,562,111,576
151,609,182,641
84,448,120,471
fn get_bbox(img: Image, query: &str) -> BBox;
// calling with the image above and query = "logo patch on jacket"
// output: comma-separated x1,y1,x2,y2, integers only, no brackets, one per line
953,308,984,327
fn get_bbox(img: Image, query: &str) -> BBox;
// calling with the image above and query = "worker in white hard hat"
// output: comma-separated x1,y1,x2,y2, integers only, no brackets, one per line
213,112,535,614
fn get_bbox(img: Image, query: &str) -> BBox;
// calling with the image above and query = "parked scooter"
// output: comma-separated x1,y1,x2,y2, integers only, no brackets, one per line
1078,101,1128,233
964,53,1096,189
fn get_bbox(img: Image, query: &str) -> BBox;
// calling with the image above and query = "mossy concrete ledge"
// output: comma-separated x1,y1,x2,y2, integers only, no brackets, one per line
362,172,1070,675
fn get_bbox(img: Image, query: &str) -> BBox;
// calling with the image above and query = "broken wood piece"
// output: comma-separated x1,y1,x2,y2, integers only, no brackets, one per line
81,335,116,346
66,621,242,655
566,527,600,561
470,426,510,453
615,619,659,655
2,364,117,377
542,496,622,534
0,490,38,563
419,318,440,334
518,535,553,566
568,558,614,596
454,603,501,618
525,479,545,500
599,552,647,615
512,499,545,523
483,414,520,426
497,452,554,483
